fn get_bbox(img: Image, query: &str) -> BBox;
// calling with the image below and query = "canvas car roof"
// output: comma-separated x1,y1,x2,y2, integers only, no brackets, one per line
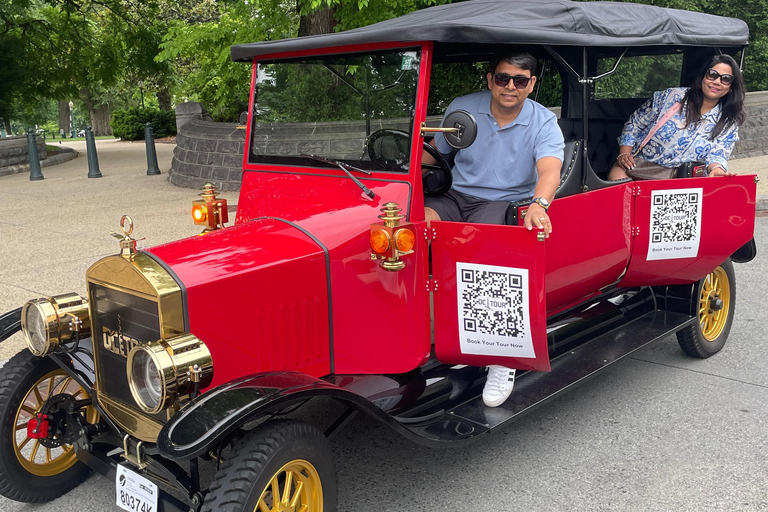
230,0,749,62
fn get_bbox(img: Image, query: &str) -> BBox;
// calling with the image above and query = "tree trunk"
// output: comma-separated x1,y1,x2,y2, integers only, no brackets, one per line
298,1,336,36
58,101,70,137
3,118,10,135
79,88,113,136
156,88,172,111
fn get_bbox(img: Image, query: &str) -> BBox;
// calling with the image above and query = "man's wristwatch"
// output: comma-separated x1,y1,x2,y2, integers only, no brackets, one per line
530,197,550,211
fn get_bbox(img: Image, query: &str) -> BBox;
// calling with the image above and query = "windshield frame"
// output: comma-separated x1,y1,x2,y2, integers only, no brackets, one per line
243,42,432,179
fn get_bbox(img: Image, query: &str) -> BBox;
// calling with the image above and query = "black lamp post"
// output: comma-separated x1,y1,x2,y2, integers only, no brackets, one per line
138,80,145,109
69,101,75,138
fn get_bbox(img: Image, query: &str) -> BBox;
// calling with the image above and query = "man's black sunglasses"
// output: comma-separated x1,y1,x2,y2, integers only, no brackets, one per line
493,73,533,89
705,68,734,85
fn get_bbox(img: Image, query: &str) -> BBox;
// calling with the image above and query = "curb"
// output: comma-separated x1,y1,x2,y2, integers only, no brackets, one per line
0,149,79,177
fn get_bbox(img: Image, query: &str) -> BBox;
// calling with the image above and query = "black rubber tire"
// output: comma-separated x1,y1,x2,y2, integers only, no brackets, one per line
0,351,91,502
201,419,337,512
676,259,736,358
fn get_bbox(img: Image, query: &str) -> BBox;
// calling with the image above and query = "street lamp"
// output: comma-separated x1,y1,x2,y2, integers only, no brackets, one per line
69,101,75,138
138,80,145,109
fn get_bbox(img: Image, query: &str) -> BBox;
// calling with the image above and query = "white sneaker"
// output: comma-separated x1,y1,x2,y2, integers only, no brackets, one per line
482,366,516,407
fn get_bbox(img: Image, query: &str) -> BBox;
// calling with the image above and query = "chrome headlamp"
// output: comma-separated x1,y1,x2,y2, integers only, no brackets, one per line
127,334,213,414
21,293,90,356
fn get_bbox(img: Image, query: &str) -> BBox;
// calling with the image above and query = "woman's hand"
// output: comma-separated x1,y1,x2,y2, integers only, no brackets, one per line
708,164,736,177
616,152,636,170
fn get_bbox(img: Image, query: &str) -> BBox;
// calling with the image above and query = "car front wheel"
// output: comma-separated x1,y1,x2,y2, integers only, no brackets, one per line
202,419,337,512
0,351,97,502
676,258,736,358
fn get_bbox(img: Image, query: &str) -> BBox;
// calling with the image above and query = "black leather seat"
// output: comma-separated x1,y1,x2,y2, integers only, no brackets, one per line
558,118,626,178
504,138,583,224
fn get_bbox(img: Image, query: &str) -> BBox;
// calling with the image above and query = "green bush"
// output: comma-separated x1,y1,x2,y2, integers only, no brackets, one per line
110,107,177,141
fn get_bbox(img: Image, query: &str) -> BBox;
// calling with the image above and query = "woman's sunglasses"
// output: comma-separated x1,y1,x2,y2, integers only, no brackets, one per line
493,73,533,89
705,68,734,85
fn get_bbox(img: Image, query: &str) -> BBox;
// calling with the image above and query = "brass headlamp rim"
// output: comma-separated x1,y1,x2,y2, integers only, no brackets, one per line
21,294,90,356
127,333,213,414
127,341,175,414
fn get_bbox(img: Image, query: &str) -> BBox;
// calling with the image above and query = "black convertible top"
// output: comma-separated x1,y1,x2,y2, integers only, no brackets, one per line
231,0,749,62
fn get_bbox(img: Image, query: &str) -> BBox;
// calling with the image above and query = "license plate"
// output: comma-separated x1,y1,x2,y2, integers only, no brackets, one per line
116,464,158,512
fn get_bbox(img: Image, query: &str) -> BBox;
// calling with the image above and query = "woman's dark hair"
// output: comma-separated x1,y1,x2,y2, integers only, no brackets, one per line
683,54,746,140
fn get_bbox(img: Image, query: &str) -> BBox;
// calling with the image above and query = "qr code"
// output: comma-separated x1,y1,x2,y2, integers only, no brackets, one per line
650,191,700,243
459,268,525,338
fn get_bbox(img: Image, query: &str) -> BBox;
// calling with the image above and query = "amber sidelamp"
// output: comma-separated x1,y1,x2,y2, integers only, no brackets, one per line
370,202,415,271
192,183,228,232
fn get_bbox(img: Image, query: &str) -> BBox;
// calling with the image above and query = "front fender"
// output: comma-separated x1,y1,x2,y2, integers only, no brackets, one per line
157,371,400,460
0,308,21,343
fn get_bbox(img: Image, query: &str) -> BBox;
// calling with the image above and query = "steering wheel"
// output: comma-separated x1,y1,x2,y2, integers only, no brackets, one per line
366,129,452,197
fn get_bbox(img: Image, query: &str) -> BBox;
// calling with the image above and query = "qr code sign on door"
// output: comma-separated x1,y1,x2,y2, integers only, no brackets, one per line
456,262,535,358
647,188,703,261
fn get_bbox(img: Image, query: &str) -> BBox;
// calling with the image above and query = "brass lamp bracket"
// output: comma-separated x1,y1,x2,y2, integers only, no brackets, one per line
420,122,461,137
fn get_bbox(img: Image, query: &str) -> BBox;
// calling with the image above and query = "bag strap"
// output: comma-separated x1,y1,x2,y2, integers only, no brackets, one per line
634,102,682,156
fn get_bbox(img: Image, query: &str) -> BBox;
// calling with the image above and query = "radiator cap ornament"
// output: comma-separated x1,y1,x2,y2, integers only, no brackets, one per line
110,215,138,261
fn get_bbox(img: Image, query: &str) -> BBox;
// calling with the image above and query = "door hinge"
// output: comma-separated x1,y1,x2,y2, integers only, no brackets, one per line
633,185,642,197
425,279,439,292
423,226,437,240
632,226,641,237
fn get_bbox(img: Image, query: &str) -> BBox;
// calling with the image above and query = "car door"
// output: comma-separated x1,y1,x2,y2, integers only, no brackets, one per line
619,175,756,287
430,221,550,372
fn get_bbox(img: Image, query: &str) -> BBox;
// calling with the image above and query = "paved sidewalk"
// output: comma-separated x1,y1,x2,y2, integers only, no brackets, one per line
0,139,238,359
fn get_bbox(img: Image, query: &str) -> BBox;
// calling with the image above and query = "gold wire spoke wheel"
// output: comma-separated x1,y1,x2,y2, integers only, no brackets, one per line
255,459,323,512
698,266,731,342
12,368,97,477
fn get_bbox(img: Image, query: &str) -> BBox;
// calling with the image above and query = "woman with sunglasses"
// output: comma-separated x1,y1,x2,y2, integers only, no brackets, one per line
608,54,746,180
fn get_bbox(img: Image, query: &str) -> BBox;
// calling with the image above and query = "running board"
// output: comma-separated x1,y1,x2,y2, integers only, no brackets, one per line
401,310,694,444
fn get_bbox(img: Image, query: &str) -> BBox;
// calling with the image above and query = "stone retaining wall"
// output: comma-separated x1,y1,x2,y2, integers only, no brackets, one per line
169,119,246,191
730,91,768,159
169,93,768,190
0,135,47,170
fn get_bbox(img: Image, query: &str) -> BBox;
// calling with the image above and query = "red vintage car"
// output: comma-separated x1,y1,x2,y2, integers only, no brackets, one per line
0,1,757,511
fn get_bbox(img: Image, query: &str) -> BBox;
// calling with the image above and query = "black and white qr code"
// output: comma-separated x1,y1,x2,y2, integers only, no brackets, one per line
459,267,526,338
650,190,701,244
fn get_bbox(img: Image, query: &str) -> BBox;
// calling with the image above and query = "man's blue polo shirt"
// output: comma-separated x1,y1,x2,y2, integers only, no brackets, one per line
434,90,564,202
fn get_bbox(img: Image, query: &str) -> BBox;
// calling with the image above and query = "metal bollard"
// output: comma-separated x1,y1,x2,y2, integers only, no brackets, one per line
85,126,103,178
27,129,44,181
144,123,161,175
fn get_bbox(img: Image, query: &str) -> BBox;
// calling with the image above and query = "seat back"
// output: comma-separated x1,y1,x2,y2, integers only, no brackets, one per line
558,118,626,178
505,138,583,224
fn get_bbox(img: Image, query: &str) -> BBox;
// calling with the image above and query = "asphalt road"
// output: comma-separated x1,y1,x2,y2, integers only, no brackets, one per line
0,219,765,511
0,142,766,511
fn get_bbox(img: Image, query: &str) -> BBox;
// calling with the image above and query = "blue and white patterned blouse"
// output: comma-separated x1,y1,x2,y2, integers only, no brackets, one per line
618,87,739,172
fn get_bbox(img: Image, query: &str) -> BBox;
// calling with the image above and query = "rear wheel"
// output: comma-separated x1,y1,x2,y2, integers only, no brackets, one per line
676,259,736,358
0,350,97,502
202,419,337,512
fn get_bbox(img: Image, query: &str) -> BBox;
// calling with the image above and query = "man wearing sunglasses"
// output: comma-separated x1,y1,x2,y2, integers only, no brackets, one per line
424,52,564,407
424,52,563,236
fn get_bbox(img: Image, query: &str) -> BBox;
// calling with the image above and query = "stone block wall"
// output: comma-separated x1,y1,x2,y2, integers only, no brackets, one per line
169,93,768,190
168,119,246,191
0,135,47,169
731,91,768,159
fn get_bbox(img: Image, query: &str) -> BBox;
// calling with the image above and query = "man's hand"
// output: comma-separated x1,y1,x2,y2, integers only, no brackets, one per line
524,202,551,237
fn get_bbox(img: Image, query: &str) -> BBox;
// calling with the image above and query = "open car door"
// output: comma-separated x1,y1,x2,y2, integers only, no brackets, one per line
430,221,550,372
620,175,756,287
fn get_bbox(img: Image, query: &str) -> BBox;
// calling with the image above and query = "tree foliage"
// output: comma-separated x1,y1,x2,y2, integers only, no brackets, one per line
3,0,768,133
